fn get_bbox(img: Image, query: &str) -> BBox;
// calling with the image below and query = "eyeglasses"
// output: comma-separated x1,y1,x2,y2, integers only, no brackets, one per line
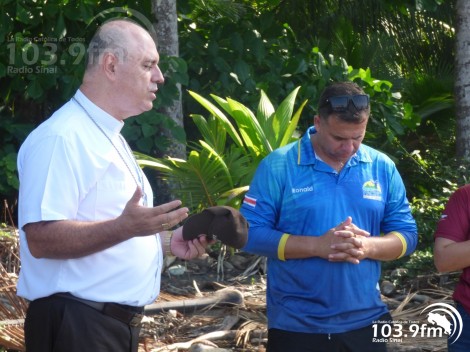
321,94,370,112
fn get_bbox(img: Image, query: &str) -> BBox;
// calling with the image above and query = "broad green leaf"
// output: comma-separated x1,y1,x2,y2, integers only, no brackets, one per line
209,94,269,156
53,12,66,39
191,114,226,153
233,60,250,82
188,90,243,147
199,140,233,188
270,86,301,146
226,97,272,155
26,78,43,100
257,90,276,138
279,99,308,146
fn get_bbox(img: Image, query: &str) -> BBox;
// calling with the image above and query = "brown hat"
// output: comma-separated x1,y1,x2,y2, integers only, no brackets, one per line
182,206,248,249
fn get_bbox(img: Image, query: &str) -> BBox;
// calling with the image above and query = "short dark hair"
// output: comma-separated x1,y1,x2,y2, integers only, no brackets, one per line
317,81,370,123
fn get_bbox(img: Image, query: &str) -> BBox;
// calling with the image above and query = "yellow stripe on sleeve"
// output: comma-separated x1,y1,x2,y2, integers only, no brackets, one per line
390,231,407,259
278,233,290,261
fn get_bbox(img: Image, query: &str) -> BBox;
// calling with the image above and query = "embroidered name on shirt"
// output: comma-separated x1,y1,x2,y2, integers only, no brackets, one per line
362,180,382,201
292,186,313,194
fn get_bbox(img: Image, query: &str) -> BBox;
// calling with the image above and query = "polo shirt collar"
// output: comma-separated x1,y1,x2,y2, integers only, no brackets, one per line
73,89,124,136
297,126,372,166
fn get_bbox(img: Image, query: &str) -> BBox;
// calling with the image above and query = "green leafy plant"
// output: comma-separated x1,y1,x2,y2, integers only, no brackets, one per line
137,86,307,211
0,0,183,201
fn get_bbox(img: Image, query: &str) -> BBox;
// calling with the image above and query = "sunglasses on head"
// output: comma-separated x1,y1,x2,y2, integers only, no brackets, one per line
321,94,370,112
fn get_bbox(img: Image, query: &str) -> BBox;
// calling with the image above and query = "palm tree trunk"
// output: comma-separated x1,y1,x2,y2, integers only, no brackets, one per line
151,0,186,203
455,0,470,160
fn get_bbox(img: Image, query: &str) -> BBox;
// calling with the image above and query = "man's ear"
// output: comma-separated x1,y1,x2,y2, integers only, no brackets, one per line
102,52,117,79
313,115,321,129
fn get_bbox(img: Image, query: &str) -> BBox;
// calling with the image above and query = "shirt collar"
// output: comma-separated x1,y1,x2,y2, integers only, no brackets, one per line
73,89,124,137
297,126,372,166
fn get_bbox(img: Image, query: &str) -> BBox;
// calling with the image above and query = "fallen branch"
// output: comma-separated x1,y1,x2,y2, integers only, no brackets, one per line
154,330,237,351
144,288,244,315
153,329,267,351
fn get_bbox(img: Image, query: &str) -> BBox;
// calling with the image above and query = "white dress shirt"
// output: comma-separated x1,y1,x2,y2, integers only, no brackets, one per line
17,90,162,306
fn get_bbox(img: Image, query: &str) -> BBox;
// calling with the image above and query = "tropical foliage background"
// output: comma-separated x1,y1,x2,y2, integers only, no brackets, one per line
0,0,463,264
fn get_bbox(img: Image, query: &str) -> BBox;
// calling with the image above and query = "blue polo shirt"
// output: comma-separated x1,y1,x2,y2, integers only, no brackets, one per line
240,126,417,333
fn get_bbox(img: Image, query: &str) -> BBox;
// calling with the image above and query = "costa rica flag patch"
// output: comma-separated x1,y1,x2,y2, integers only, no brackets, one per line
243,195,257,207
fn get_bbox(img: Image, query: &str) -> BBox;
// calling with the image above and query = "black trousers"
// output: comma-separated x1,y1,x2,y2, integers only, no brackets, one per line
267,313,391,352
24,295,142,352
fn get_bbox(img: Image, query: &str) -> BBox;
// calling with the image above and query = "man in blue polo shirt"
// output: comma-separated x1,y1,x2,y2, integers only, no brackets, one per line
241,81,417,352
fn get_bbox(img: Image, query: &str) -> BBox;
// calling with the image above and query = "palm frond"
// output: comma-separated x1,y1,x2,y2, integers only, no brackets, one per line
188,91,244,148
191,114,227,154
209,94,271,156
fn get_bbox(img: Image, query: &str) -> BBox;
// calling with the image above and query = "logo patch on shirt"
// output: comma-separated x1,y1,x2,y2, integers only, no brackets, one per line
362,180,382,201
243,195,257,208
291,186,313,194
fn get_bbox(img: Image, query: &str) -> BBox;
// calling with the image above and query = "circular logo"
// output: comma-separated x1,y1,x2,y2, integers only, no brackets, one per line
420,302,463,344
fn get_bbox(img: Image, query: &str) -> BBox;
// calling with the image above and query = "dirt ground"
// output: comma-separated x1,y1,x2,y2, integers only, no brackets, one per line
138,251,453,352
0,229,455,352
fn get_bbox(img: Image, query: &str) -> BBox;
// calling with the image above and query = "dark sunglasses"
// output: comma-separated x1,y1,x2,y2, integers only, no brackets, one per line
321,94,370,111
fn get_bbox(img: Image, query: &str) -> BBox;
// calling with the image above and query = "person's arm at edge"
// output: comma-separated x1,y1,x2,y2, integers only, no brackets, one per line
434,237,470,272
433,186,470,272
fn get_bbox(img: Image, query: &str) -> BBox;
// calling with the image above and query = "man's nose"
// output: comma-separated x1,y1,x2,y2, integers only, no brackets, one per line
341,140,355,153
153,65,164,84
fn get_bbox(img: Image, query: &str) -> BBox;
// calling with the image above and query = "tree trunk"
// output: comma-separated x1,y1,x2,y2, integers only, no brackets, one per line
151,0,186,203
455,0,470,160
